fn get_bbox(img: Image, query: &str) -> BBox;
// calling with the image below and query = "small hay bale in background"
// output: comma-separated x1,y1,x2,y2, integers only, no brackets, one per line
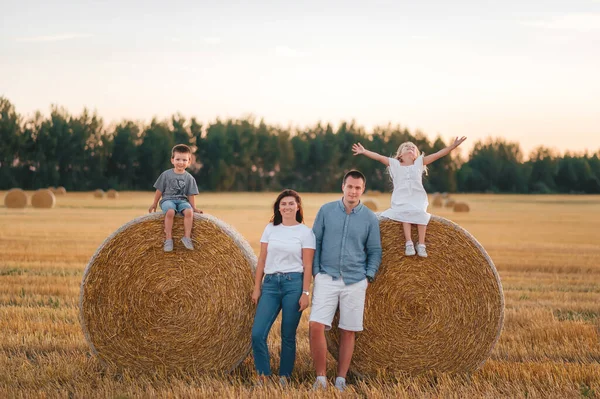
80,213,257,374
106,189,119,199
454,202,470,212
431,196,443,208
31,189,56,209
326,216,504,376
444,198,456,208
54,186,67,195
94,189,105,198
363,199,378,211
4,188,28,209
441,192,449,199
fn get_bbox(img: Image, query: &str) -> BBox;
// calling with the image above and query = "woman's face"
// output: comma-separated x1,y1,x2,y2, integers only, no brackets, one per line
279,196,298,217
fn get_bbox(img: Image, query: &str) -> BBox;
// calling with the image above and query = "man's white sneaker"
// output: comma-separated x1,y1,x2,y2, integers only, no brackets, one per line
416,243,428,257
405,242,416,256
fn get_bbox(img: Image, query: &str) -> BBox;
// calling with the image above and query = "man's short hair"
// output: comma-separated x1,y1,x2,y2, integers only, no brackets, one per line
172,144,192,157
343,169,366,186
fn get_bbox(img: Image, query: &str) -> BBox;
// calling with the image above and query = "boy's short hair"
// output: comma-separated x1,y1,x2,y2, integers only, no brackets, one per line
172,144,192,158
343,169,366,186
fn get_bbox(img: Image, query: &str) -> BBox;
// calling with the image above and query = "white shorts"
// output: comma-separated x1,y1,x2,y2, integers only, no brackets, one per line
309,273,368,332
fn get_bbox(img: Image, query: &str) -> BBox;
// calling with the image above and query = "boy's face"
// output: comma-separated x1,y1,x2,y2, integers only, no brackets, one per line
171,152,191,172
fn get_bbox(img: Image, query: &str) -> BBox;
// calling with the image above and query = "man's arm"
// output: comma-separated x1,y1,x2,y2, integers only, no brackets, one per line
312,208,325,276
365,216,382,280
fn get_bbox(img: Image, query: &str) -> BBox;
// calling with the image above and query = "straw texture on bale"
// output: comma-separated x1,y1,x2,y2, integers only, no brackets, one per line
54,186,67,195
94,189,105,198
363,199,378,211
4,188,28,208
80,213,257,374
454,202,470,212
31,189,56,209
431,196,443,207
444,199,456,208
106,189,119,199
326,216,504,376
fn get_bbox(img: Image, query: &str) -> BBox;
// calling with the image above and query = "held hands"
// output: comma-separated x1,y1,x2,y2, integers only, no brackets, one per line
148,204,157,213
298,294,309,312
352,143,366,156
451,136,467,149
251,287,261,305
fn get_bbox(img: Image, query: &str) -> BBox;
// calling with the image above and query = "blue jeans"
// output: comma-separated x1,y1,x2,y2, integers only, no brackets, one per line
251,272,304,377
161,199,192,215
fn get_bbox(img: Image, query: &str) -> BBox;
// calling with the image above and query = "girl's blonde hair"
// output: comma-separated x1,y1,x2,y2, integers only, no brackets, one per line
394,141,428,175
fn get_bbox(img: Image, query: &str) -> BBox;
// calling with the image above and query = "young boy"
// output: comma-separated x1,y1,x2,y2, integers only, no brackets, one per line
149,144,202,252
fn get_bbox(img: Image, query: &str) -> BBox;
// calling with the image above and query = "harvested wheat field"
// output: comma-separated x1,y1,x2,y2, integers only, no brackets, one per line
1,191,599,398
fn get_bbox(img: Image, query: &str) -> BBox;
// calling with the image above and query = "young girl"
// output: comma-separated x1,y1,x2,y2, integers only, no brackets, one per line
352,137,466,257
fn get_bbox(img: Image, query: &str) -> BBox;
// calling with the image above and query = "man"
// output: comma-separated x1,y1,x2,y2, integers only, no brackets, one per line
309,169,382,391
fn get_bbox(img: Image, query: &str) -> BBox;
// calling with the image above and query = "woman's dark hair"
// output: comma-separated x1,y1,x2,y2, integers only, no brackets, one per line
271,189,304,226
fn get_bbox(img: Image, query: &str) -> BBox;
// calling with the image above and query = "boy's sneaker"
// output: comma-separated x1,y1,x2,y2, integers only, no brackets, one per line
416,243,428,257
163,239,173,252
335,377,347,392
181,237,194,250
312,376,327,391
405,242,416,256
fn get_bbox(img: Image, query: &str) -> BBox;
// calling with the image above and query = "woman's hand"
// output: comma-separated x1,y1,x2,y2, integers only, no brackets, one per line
298,293,309,311
251,287,261,305
352,143,366,156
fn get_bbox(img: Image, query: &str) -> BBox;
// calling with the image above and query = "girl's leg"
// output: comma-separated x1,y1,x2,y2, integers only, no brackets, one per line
251,277,281,376
402,222,413,242
182,208,193,238
164,209,176,239
279,274,303,377
417,224,427,245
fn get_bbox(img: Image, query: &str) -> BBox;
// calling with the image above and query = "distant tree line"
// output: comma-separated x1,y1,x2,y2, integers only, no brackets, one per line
1,96,599,194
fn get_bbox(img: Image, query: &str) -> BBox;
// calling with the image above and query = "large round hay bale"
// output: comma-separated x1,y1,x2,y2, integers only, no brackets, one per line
444,199,456,208
31,189,56,209
54,186,67,195
94,189,105,198
326,216,504,376
4,188,28,208
106,189,119,199
363,200,378,211
431,196,443,208
80,213,257,374
454,202,470,212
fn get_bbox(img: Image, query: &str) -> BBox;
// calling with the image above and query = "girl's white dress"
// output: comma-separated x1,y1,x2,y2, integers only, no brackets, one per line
380,155,431,225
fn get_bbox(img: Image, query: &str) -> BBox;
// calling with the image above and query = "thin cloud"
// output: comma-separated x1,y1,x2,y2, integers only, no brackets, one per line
521,13,600,33
275,45,308,58
203,37,221,45
16,33,93,42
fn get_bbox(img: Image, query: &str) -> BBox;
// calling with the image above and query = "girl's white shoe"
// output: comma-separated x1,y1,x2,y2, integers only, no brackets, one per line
405,242,416,256
416,243,428,257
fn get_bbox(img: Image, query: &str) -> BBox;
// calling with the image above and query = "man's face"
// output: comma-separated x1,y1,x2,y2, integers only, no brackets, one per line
342,176,365,205
171,152,191,171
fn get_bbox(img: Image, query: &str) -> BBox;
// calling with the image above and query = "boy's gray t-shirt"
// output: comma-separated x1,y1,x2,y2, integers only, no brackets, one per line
153,169,199,205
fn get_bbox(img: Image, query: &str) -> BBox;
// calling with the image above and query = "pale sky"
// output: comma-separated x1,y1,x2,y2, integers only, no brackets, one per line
1,0,599,156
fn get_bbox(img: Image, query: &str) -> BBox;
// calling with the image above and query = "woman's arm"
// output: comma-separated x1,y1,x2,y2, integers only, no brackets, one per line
252,242,268,305
352,143,390,166
299,248,315,311
423,136,467,166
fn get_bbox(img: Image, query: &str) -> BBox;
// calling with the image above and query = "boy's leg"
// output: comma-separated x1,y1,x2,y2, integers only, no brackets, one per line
164,209,176,239
181,207,193,238
251,276,281,376
279,273,303,377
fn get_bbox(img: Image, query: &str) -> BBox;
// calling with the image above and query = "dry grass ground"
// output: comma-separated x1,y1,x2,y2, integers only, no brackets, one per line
1,191,599,398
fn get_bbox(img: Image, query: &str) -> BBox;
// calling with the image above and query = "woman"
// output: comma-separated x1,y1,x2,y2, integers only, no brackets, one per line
251,189,315,383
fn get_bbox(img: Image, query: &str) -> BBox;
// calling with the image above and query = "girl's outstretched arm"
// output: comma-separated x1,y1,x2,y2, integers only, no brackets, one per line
423,136,467,166
352,143,390,166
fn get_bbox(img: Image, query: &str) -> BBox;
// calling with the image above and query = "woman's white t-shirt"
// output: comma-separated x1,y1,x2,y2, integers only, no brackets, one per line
260,223,316,274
